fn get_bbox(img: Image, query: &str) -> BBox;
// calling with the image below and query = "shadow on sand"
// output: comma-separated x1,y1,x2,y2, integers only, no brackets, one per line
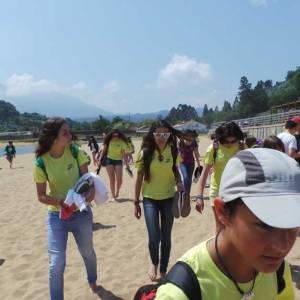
94,285,125,300
0,259,5,266
114,198,134,203
92,222,116,231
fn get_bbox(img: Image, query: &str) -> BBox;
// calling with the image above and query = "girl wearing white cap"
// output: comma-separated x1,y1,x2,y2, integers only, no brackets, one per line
156,148,299,300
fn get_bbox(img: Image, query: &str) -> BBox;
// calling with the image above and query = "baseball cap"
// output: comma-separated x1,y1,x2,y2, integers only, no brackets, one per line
291,116,300,124
219,148,300,228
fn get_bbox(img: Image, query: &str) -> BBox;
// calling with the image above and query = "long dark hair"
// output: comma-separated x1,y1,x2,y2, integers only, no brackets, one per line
140,119,186,182
35,117,67,157
214,121,244,144
103,129,128,146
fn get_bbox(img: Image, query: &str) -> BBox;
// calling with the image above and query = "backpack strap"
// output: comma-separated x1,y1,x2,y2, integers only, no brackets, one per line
165,261,201,300
276,260,286,294
35,157,48,180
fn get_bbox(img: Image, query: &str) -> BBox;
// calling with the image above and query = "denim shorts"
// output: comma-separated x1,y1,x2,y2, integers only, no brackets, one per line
106,157,123,166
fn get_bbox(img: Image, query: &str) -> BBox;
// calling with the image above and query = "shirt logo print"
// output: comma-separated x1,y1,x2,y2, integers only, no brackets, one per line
67,163,73,170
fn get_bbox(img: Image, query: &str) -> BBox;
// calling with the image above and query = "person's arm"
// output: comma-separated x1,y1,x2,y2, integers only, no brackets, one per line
79,163,95,203
98,144,107,166
174,165,185,192
195,163,212,213
36,183,66,207
193,146,201,167
134,170,144,219
288,148,300,159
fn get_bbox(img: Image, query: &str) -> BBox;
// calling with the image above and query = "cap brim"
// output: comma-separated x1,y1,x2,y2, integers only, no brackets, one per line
242,194,300,229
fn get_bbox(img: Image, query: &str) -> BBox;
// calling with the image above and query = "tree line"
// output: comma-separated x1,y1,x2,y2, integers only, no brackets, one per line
201,66,300,126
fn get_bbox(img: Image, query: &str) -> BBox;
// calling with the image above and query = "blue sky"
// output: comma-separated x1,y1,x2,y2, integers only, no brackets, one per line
0,0,299,114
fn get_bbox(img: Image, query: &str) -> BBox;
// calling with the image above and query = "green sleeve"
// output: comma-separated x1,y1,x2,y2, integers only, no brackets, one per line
33,165,47,183
156,282,188,300
78,149,90,167
204,144,214,165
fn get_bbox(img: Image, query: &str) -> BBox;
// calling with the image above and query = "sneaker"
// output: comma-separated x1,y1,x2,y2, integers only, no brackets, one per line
180,192,191,218
172,191,181,218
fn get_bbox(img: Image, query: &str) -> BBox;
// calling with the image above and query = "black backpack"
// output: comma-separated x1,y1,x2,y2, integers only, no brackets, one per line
133,260,286,300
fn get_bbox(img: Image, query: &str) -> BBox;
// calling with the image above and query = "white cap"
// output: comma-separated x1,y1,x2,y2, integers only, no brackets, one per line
219,148,300,228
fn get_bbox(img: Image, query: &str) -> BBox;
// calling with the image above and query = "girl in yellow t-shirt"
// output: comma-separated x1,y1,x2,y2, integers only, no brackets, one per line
134,120,186,282
98,129,129,202
33,117,98,300
196,121,244,231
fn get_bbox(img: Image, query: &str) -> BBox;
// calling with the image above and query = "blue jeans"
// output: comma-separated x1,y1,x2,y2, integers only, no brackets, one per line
47,207,97,300
180,163,195,193
143,197,174,274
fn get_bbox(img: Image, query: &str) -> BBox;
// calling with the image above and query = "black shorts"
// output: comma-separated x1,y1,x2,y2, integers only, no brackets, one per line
106,157,123,166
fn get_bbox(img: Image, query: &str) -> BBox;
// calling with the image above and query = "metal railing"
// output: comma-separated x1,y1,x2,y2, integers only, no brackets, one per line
211,109,300,129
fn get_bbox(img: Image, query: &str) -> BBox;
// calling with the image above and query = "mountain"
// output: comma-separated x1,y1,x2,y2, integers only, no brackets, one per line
6,93,113,119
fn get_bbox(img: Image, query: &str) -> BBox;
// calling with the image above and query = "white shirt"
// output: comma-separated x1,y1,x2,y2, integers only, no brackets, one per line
277,131,297,154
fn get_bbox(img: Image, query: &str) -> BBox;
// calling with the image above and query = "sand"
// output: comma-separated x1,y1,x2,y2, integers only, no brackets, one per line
0,136,299,300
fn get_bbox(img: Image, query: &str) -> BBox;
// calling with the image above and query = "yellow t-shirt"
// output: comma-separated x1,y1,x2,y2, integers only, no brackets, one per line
107,138,127,160
156,240,295,300
204,143,240,200
135,145,179,200
33,146,90,212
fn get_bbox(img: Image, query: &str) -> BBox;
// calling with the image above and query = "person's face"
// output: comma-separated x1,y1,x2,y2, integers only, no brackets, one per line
296,123,300,133
55,123,72,147
153,127,170,147
222,136,238,149
184,136,194,146
217,200,299,273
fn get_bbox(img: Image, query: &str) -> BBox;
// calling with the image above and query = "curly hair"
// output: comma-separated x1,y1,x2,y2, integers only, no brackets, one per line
35,117,67,157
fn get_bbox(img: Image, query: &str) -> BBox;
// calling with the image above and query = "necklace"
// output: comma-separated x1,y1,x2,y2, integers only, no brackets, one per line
215,231,257,300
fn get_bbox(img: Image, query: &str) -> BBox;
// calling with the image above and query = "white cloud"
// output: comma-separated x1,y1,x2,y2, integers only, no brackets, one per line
4,73,88,98
158,54,212,88
1,74,123,108
102,81,120,95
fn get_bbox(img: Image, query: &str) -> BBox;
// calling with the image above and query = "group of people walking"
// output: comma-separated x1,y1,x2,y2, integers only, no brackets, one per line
32,117,300,300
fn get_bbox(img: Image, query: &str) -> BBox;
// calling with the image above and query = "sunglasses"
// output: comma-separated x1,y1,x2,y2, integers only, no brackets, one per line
153,132,171,139
223,139,237,144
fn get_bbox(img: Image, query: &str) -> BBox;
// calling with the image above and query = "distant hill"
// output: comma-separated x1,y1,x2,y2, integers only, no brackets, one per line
7,93,113,119
75,108,203,123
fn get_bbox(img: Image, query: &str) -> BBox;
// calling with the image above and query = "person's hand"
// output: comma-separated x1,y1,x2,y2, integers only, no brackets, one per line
134,202,142,219
176,182,185,192
85,186,95,203
195,198,204,214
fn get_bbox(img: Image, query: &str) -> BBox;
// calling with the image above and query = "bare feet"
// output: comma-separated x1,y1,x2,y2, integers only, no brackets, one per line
148,265,158,281
108,198,116,203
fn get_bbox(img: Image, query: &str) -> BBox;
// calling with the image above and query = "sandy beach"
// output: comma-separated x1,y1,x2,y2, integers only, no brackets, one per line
0,136,299,300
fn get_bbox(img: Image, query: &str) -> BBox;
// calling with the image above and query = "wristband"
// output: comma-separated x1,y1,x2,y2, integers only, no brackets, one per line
195,195,204,200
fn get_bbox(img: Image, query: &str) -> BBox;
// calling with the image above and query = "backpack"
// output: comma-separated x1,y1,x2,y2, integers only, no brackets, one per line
35,144,90,180
133,261,201,300
133,260,286,300
213,141,245,164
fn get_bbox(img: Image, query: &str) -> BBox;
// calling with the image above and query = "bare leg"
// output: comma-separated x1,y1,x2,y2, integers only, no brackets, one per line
106,165,116,201
114,165,123,199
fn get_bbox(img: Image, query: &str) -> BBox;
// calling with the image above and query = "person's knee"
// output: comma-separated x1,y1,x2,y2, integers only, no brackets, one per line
49,253,66,275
